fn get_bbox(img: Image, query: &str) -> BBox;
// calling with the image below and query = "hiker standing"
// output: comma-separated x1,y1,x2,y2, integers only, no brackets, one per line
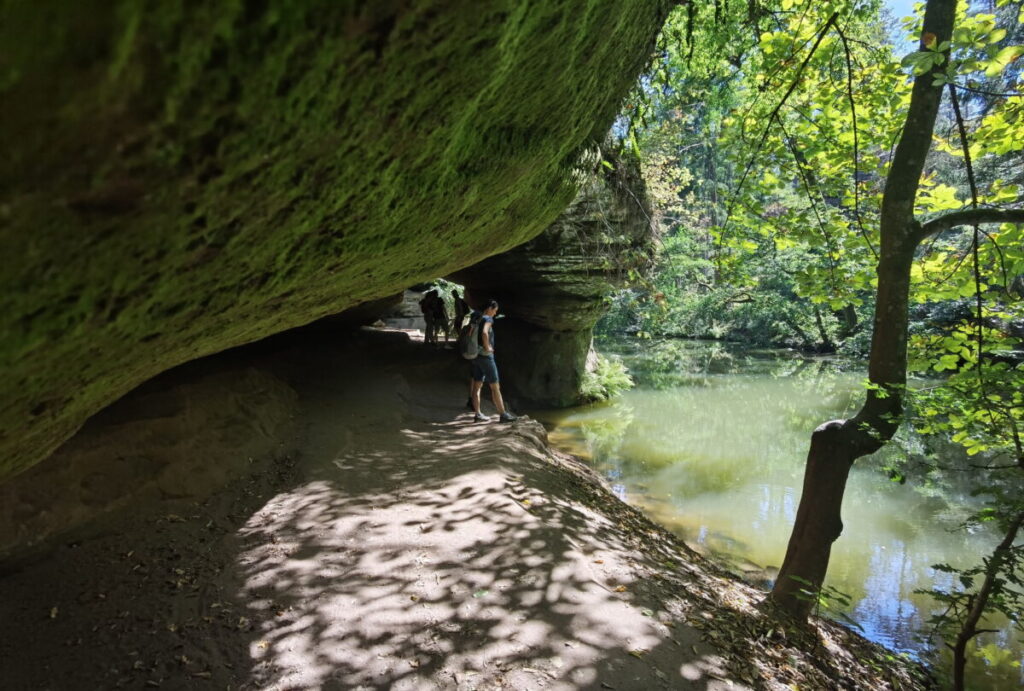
419,291,436,345
431,291,450,345
468,300,516,423
452,290,469,338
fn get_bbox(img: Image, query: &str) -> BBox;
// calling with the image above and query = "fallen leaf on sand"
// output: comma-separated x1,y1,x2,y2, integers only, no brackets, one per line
593,560,604,564
613,585,627,593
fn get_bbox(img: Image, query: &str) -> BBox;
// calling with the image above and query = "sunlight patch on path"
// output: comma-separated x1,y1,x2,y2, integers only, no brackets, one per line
233,421,730,689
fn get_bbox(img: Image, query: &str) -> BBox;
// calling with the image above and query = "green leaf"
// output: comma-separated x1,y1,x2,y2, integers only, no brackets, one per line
984,45,1024,77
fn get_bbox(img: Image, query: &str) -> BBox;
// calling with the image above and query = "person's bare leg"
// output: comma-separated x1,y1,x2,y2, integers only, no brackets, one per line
488,382,507,415
471,380,484,415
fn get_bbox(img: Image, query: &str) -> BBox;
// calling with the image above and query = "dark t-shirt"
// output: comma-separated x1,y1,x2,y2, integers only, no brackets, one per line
479,314,494,354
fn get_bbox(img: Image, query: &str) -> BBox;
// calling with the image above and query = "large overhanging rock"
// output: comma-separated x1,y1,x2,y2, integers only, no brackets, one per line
453,147,655,406
0,1,670,482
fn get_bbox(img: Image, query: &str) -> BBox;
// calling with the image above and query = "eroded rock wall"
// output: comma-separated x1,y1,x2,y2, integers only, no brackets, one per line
0,359,298,563
454,148,655,405
0,1,670,481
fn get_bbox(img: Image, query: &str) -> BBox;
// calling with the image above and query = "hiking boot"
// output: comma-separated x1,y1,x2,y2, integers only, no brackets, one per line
473,412,489,422
498,412,518,423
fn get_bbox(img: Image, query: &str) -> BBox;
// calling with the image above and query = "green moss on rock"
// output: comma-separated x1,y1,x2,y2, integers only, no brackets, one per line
0,1,669,480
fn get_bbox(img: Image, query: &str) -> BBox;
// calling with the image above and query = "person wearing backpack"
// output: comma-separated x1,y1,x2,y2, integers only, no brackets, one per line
461,300,516,423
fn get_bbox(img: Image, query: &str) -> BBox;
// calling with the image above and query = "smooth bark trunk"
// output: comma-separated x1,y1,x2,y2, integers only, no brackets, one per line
769,0,957,619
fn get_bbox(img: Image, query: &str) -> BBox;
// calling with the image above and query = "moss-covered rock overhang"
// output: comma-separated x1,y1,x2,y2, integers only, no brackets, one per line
0,1,670,481
453,148,655,332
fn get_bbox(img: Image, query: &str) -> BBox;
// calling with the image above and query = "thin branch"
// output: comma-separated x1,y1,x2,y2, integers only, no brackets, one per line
718,11,841,248
776,115,840,291
836,23,878,261
785,103,843,148
976,225,1010,293
918,207,1024,238
952,82,1023,99
926,243,972,289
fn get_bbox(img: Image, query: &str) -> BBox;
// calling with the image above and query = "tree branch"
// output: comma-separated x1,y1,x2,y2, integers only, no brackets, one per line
718,11,840,255
947,83,986,388
918,207,1024,239
836,23,879,261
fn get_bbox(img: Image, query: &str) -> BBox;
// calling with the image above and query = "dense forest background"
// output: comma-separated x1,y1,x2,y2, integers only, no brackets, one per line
595,0,1022,686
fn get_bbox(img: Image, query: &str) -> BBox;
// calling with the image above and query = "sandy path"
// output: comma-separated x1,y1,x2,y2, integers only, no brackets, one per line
0,327,927,690
231,330,730,690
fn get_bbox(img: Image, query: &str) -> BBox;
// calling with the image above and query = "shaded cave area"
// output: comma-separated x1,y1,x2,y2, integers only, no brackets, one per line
0,145,653,568
0,306,701,691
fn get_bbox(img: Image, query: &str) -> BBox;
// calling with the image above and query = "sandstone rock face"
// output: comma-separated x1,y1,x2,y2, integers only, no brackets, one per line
454,149,655,406
0,1,669,481
0,360,298,563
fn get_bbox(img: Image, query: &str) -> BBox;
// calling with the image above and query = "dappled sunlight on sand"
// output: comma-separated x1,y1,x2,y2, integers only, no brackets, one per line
232,421,727,689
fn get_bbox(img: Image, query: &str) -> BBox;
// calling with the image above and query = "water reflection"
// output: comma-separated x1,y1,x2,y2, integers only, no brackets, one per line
536,338,1023,689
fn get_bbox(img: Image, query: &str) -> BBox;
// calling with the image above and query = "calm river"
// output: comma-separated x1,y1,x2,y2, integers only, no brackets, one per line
536,338,1022,689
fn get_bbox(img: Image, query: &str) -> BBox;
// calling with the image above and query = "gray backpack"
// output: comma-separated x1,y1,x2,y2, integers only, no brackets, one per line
458,313,482,360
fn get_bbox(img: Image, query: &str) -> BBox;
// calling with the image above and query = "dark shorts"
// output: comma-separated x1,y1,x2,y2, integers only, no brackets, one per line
471,355,500,383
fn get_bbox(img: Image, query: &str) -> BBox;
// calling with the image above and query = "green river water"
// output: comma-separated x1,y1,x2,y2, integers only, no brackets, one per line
535,338,1022,689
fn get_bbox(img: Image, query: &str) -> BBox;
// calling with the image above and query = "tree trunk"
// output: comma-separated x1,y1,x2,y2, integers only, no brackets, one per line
771,421,857,609
782,314,814,349
770,242,917,616
952,509,1024,691
813,305,835,353
769,0,957,619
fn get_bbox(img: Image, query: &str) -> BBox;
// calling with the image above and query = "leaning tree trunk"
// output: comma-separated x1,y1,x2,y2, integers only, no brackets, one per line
769,0,958,618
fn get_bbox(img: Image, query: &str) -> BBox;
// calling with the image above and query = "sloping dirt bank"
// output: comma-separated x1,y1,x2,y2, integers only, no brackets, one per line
0,327,932,690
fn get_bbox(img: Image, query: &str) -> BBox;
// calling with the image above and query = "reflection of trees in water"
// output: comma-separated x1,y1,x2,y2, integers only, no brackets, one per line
577,404,634,463
557,338,1024,671
571,405,638,502
602,337,862,391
